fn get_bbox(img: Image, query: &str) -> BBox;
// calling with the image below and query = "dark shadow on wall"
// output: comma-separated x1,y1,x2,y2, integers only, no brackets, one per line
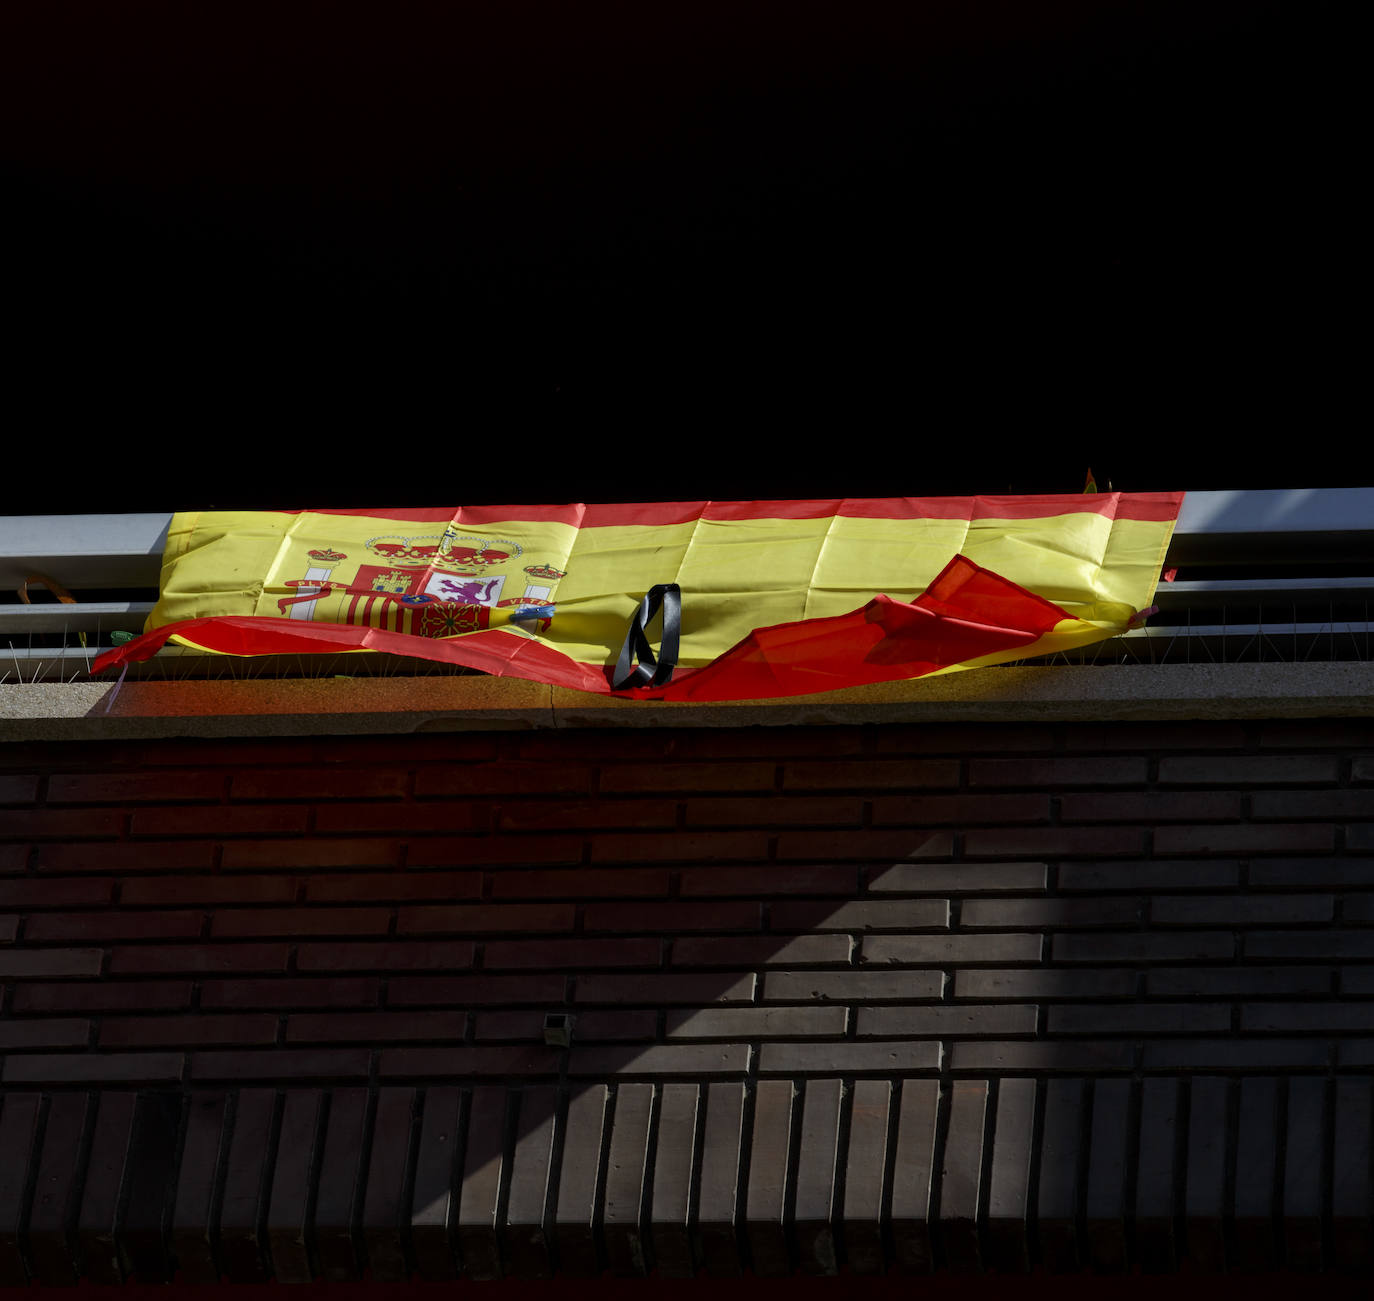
4,728,1373,1280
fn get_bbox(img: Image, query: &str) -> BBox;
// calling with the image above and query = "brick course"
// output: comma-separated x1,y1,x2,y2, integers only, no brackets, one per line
1,722,1372,1279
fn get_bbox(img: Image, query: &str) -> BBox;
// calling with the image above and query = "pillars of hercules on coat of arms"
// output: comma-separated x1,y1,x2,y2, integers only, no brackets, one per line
286,548,347,621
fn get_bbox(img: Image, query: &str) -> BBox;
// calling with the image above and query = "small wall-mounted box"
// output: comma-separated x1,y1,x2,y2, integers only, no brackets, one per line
543,1013,574,1047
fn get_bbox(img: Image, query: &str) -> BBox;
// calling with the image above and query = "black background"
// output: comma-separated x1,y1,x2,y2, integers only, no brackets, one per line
2,2,1359,512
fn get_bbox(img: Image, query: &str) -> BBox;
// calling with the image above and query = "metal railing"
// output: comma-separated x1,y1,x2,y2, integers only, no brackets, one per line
2,491,1371,681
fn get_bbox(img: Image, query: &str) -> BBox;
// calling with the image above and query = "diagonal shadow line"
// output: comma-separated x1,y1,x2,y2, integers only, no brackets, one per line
398,850,946,1283
6,783,1311,1282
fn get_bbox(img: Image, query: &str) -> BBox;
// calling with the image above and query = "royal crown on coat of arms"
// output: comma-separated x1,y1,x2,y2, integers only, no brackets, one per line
365,534,523,568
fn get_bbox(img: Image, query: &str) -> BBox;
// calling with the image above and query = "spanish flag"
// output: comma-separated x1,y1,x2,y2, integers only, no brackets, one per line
94,495,1183,700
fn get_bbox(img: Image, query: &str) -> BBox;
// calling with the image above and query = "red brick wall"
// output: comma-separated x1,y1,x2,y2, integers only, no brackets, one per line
1,720,1372,1281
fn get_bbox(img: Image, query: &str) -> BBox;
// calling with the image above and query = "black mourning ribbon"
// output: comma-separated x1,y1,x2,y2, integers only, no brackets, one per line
613,584,682,690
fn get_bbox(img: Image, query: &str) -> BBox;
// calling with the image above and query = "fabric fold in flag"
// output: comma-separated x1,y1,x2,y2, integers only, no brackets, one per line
94,494,1184,701
644,555,1073,701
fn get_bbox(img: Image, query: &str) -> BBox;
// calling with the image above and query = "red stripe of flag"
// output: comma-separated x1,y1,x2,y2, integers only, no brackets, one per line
276,492,1183,528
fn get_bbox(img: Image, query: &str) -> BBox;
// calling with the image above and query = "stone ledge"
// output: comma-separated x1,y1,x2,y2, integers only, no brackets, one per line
2,663,1372,740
